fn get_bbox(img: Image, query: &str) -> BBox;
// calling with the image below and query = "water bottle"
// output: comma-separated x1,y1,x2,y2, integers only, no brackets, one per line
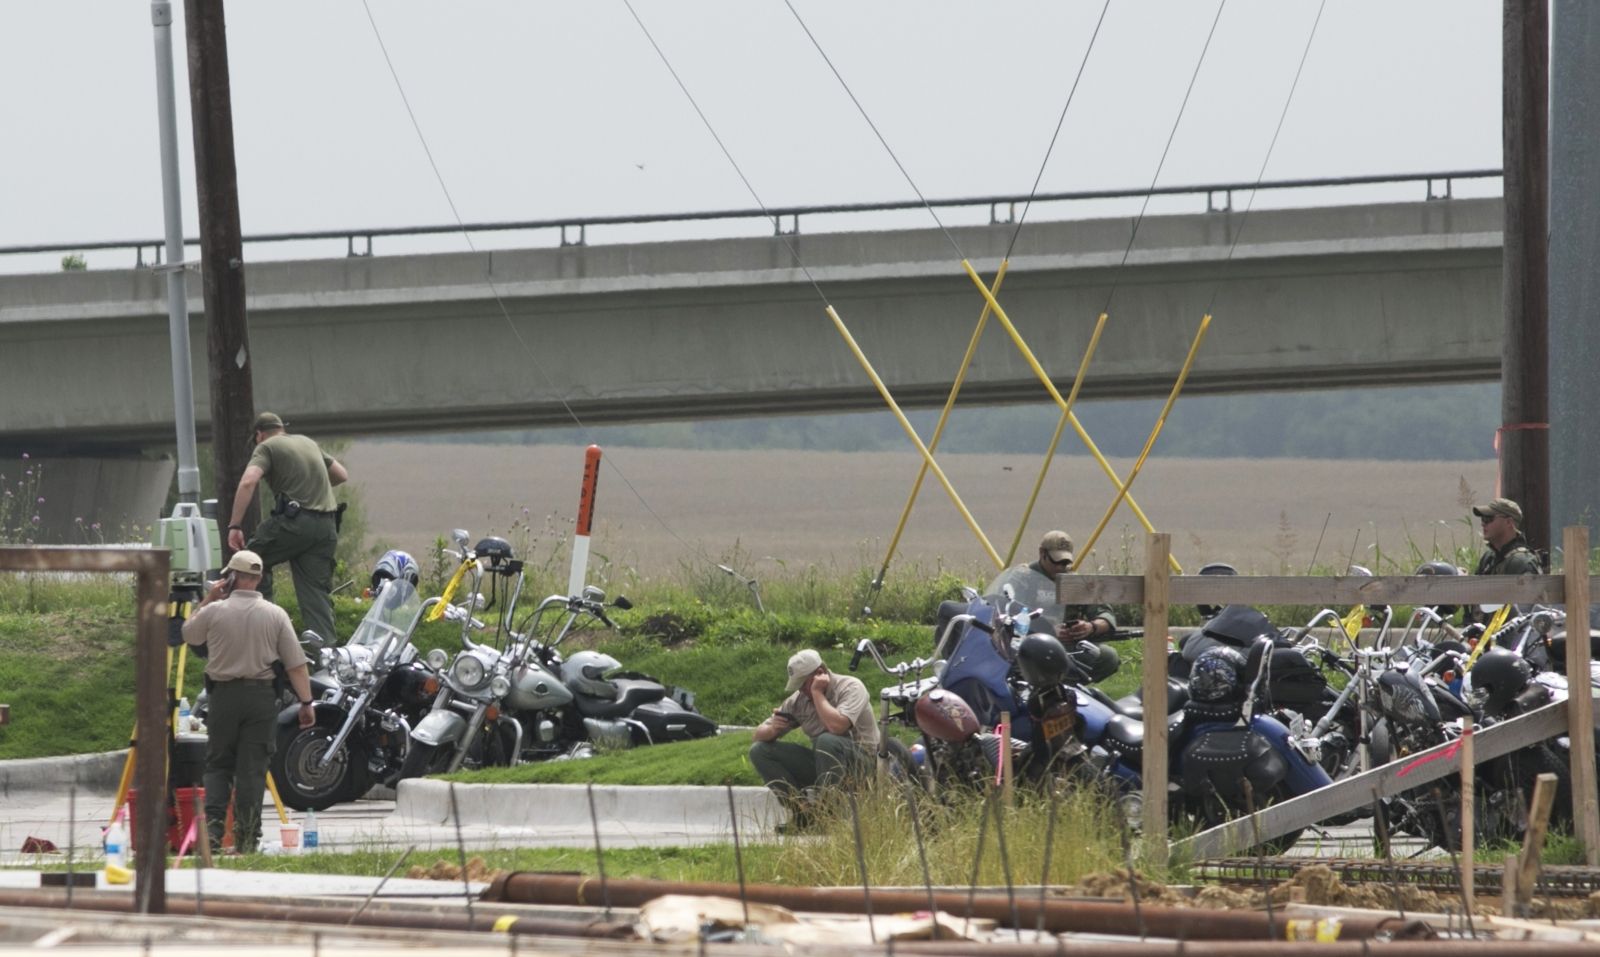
104,812,128,870
178,696,192,726
302,810,319,851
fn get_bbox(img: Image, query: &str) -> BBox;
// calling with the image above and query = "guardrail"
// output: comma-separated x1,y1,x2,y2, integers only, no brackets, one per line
1,168,1502,269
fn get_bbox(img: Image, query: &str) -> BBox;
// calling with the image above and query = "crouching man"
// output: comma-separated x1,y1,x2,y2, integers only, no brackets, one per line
749,649,880,833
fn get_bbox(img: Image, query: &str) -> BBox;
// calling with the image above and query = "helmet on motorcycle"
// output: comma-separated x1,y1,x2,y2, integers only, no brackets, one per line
1468,647,1533,716
473,536,514,568
1414,560,1462,617
1195,562,1237,619
1189,646,1247,704
370,549,419,593
1016,633,1072,688
560,650,621,699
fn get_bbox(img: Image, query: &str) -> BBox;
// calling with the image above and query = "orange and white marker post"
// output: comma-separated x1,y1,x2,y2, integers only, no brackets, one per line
568,445,602,598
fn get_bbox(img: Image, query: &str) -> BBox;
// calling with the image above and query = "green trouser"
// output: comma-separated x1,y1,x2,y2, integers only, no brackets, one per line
748,733,868,799
203,679,278,853
249,511,338,643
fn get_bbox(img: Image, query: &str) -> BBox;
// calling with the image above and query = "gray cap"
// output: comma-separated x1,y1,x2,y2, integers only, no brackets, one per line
784,649,824,694
1039,530,1074,565
225,549,263,575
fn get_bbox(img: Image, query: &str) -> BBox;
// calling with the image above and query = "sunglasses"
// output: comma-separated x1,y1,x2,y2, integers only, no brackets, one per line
1479,514,1499,525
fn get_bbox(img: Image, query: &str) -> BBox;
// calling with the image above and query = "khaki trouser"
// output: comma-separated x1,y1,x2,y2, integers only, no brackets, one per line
204,679,278,853
250,511,338,642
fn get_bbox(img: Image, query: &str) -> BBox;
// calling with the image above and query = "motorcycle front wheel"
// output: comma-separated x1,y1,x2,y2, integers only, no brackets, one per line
271,723,369,811
397,740,455,780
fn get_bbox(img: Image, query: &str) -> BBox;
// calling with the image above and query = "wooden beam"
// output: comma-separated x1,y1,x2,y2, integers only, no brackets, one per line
1563,527,1599,865
1513,772,1560,916
1142,533,1171,865
0,704,9,726
1173,696,1582,860
1060,573,1572,607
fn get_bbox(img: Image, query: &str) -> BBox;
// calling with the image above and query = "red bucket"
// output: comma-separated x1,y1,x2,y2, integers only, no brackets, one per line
125,787,208,852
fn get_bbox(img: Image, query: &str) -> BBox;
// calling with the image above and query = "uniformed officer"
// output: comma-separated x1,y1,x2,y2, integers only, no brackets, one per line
224,412,348,643
1472,498,1542,577
182,549,316,853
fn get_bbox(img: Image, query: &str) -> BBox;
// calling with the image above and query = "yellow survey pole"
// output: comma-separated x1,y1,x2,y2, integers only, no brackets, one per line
960,260,1181,572
872,263,1009,592
1075,315,1211,568
825,305,1005,569
1005,311,1108,566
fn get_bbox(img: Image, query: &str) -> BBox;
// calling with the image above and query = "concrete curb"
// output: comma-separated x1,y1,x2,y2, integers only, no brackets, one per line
0,750,128,796
396,780,783,833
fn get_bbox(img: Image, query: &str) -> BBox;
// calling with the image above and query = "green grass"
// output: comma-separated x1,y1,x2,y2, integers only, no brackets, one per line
447,732,762,786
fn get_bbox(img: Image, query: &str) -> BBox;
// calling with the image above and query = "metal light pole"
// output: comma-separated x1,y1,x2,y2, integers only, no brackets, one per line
152,0,199,505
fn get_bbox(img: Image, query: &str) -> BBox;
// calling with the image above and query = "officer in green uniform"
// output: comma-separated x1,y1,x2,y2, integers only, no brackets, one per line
1472,498,1543,577
984,530,1120,681
183,549,315,853
225,412,348,643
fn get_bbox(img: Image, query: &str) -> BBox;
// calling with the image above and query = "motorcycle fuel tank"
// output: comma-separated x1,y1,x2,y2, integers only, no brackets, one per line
504,660,574,712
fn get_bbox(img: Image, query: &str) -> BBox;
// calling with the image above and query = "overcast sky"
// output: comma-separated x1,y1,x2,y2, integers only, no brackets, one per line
1,0,1503,273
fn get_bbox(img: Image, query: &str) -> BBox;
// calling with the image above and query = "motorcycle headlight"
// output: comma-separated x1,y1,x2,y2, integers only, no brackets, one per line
490,675,511,698
426,648,450,671
452,655,487,690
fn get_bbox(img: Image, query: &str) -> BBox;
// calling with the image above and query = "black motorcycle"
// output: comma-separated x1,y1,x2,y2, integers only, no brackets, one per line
270,578,439,809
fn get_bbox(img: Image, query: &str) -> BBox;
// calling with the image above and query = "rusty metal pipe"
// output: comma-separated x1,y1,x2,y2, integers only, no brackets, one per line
482,872,1425,940
0,888,633,938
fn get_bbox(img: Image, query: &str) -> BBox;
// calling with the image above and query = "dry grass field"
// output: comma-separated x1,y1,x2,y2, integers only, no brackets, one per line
345,442,1498,584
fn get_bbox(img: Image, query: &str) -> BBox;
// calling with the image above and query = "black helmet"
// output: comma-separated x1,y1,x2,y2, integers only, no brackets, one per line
1016,633,1072,688
1469,647,1533,716
1195,562,1237,619
1189,646,1246,703
473,536,514,568
1414,560,1462,617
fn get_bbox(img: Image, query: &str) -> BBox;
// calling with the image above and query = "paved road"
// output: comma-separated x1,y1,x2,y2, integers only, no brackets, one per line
0,788,738,865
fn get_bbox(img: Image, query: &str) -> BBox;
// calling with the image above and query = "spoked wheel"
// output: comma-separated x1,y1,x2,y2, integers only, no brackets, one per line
271,723,367,811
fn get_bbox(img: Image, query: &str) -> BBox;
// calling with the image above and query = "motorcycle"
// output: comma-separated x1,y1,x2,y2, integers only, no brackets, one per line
398,530,716,779
269,577,439,810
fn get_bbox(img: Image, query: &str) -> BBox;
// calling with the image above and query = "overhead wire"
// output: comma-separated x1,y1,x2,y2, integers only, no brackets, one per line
356,0,731,577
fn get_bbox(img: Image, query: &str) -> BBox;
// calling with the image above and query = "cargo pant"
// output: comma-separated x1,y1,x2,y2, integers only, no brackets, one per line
748,732,869,797
249,511,338,643
203,679,278,853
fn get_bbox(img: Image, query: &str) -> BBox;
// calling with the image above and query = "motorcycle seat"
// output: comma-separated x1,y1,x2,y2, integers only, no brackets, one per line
1101,713,1144,760
574,678,667,718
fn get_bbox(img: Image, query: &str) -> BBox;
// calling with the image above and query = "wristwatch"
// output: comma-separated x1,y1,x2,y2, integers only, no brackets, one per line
227,524,243,531
298,699,313,707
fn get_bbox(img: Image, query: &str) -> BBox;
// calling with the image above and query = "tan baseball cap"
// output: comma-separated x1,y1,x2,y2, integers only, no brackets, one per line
225,550,264,575
1040,530,1074,564
1472,498,1523,525
784,649,824,694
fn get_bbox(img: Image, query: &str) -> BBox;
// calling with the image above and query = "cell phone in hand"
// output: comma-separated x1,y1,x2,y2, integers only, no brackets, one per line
774,711,798,725
223,571,237,594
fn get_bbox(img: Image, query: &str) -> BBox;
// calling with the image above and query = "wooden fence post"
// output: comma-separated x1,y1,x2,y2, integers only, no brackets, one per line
1143,532,1171,865
1563,526,1599,865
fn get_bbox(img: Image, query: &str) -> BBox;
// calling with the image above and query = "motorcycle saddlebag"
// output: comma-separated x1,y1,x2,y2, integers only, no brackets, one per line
628,699,718,744
1262,648,1326,709
1180,727,1287,806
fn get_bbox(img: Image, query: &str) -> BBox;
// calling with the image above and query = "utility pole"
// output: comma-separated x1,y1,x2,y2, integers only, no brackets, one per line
1499,0,1548,560
183,0,255,549
1549,1,1600,555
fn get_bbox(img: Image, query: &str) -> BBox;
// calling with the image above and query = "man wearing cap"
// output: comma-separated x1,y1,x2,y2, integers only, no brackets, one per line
183,549,317,854
225,412,348,644
749,649,879,831
1472,497,1543,578
1013,530,1119,682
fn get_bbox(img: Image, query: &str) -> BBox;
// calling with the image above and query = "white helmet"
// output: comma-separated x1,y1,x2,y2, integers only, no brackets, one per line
560,651,621,699
371,549,419,592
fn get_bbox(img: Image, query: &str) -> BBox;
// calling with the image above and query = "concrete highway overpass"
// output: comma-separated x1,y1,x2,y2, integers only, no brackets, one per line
0,196,1502,459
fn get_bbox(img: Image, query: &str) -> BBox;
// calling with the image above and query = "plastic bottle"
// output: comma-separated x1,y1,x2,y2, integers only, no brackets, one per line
302,809,319,851
177,696,192,729
104,811,128,871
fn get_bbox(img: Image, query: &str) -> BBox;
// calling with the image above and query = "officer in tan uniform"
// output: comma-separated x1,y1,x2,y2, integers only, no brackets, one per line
225,412,348,643
183,549,316,854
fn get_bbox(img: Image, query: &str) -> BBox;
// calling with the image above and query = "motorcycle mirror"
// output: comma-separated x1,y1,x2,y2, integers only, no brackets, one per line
612,595,633,611
300,630,326,651
451,528,470,547
583,585,606,602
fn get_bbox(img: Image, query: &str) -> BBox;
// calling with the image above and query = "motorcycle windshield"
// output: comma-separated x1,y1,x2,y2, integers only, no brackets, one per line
985,565,1062,621
347,579,425,667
